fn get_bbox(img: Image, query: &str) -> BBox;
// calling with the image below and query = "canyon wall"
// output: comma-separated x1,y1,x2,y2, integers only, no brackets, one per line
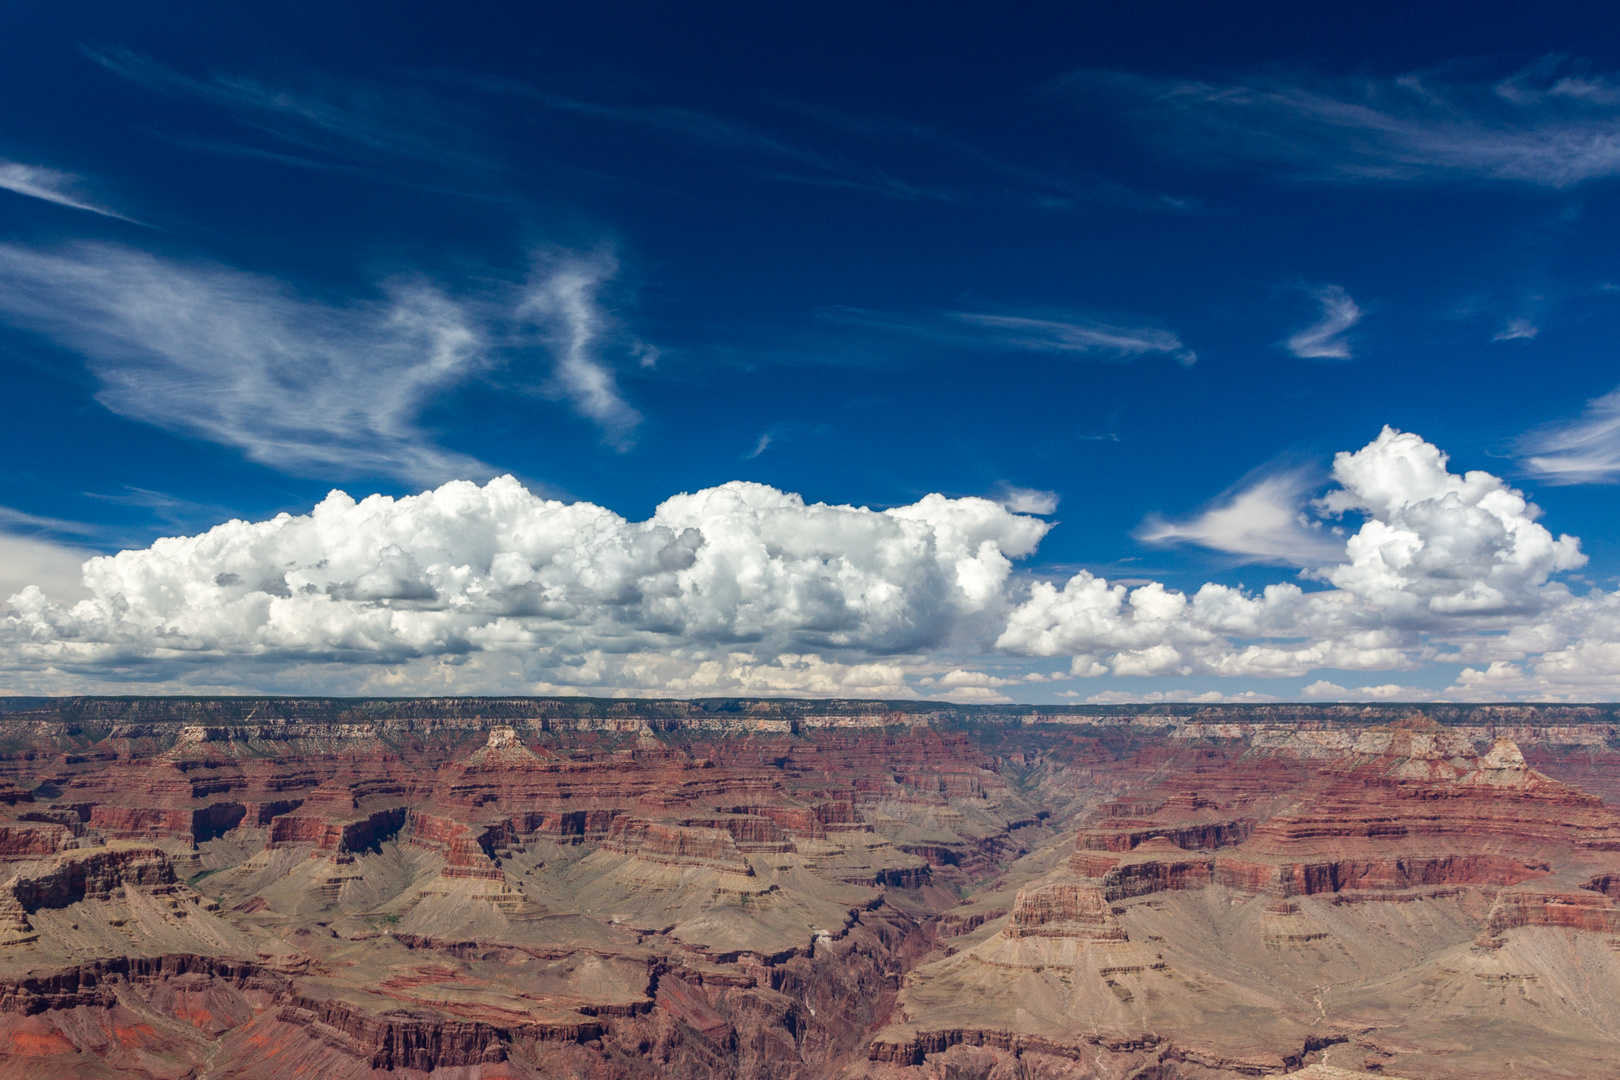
0,699,1615,1078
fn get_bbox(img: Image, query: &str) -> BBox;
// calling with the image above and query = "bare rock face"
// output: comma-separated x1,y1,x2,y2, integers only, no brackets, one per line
861,717,1620,1080
1483,888,1620,936
1004,882,1125,940
1210,730,1620,899
601,819,754,873
0,699,1617,1078
6,845,177,909
1070,836,1215,900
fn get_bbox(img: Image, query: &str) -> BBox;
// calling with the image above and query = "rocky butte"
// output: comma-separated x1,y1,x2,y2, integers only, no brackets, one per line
0,698,1617,1078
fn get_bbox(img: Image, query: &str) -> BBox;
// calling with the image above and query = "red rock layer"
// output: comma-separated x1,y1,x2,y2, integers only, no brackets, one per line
0,705,1618,1079
1065,726,1620,904
1484,889,1620,935
602,820,754,873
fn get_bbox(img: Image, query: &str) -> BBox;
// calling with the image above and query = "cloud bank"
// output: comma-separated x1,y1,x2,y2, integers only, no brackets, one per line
7,427,1620,699
1000,427,1592,690
0,534,96,607
2,480,1047,696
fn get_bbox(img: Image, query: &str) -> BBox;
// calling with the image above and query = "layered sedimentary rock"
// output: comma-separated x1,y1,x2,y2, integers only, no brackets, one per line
0,699,1617,1078
1004,882,1125,940
860,717,1620,1080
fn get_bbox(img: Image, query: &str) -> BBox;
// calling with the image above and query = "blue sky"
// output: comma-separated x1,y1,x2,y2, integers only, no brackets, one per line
6,3,1620,702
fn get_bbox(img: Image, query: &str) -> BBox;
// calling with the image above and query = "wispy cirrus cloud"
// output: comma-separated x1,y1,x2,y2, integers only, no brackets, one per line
820,307,1195,365
94,49,964,204
743,423,789,460
762,99,1200,212
1494,315,1540,341
0,243,643,482
0,161,135,221
1519,385,1620,483
82,486,232,534
87,47,1183,212
1067,59,1620,188
91,47,965,205
0,505,101,538
474,77,1195,210
1136,467,1343,565
86,46,486,171
1285,285,1361,359
518,253,641,448
955,312,1196,364
468,78,958,202
0,242,487,482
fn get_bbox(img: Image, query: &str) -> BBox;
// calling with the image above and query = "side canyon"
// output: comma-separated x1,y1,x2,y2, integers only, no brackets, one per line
0,697,1617,1079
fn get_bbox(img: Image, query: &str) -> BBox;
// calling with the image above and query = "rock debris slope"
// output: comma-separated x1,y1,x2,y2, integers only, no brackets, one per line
0,698,1615,1079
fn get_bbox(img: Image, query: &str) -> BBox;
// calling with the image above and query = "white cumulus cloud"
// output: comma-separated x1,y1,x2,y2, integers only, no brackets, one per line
7,427,1620,700
997,487,1060,515
1300,679,1432,701
1077,689,1278,705
1,479,1048,694
999,426,1589,682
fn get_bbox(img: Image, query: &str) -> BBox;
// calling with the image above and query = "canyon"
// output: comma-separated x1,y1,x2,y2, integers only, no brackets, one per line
0,698,1616,1078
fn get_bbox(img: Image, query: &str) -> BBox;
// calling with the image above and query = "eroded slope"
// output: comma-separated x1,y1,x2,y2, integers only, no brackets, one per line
0,702,1613,1078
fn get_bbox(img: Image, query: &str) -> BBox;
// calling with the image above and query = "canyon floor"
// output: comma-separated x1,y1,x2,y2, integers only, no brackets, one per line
0,699,1617,1079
